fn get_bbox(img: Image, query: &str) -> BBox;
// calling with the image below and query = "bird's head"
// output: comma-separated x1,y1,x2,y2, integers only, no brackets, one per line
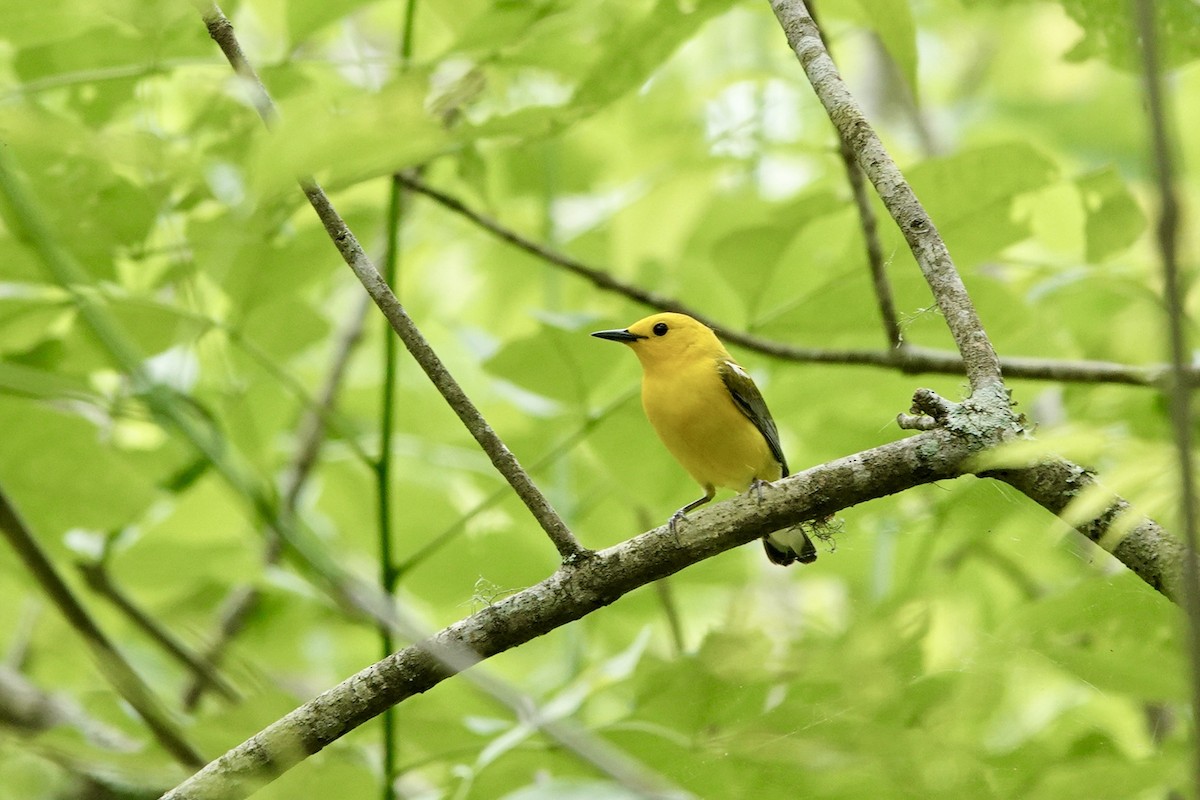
591,312,726,371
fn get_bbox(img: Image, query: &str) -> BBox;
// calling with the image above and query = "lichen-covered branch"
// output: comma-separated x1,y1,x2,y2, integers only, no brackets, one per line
161,384,1192,799
161,427,970,800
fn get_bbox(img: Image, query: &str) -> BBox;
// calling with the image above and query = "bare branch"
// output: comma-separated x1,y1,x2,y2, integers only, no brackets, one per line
199,3,587,564
400,174,1183,387
842,140,903,348
768,0,1003,392
0,489,205,769
396,172,686,313
76,559,240,704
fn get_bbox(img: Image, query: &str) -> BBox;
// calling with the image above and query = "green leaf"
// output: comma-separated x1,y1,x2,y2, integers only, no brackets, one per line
285,0,381,43
0,396,158,539
484,317,613,407
0,359,91,400
1075,166,1146,262
573,0,733,111
856,0,919,101
906,142,1060,265
1061,0,1200,70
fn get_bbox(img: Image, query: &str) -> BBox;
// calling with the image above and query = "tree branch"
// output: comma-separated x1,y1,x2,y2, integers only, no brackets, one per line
0,489,205,769
161,426,971,799
768,0,1003,392
199,2,588,564
397,174,1184,388
162,5,1197,798
77,558,240,704
161,379,1192,798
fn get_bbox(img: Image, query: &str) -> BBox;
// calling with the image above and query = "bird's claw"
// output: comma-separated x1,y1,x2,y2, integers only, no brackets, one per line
750,478,769,503
668,509,687,544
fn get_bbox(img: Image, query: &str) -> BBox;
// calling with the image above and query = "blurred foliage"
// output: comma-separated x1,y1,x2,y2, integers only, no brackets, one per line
0,0,1195,798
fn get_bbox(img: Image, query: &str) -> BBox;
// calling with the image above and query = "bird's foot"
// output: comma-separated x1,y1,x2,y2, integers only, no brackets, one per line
750,478,770,503
668,509,688,544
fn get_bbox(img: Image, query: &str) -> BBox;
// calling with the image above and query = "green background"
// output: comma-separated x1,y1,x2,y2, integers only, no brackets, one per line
0,0,1196,797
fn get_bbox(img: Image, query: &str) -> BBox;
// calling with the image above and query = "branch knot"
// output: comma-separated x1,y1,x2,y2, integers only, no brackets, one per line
896,387,953,431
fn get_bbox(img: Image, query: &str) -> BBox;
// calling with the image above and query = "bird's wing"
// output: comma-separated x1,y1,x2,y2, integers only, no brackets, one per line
718,359,788,477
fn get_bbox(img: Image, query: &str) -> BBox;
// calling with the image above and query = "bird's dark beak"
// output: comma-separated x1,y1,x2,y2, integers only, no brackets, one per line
591,328,645,343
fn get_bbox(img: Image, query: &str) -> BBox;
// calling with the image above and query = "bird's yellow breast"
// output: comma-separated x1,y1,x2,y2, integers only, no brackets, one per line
640,357,780,492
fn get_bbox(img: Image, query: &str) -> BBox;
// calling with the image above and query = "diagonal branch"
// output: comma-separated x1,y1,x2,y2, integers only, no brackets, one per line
398,174,1185,387
0,489,205,769
159,389,1192,798
165,6,1196,798
769,0,1003,392
161,427,969,799
77,558,240,704
839,136,902,349
200,3,587,564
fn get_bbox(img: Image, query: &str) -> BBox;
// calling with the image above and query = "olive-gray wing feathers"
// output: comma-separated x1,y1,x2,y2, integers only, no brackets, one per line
718,360,788,476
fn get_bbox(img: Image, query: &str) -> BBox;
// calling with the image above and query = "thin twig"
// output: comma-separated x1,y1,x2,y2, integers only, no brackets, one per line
200,3,587,564
398,174,1186,387
807,0,902,349
769,0,1003,393
376,36,421,783
396,172,687,312
1132,0,1200,793
76,559,240,703
377,178,403,800
0,489,205,769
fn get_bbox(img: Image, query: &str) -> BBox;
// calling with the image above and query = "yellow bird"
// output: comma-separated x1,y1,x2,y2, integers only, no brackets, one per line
592,312,816,566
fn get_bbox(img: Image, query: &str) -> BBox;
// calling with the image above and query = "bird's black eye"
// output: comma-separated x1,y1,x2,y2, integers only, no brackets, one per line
652,322,669,336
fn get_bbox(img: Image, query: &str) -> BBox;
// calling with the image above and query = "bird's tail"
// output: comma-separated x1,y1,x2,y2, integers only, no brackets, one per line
763,527,817,566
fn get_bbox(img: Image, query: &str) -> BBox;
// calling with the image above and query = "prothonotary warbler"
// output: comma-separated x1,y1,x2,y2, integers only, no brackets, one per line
592,312,816,566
